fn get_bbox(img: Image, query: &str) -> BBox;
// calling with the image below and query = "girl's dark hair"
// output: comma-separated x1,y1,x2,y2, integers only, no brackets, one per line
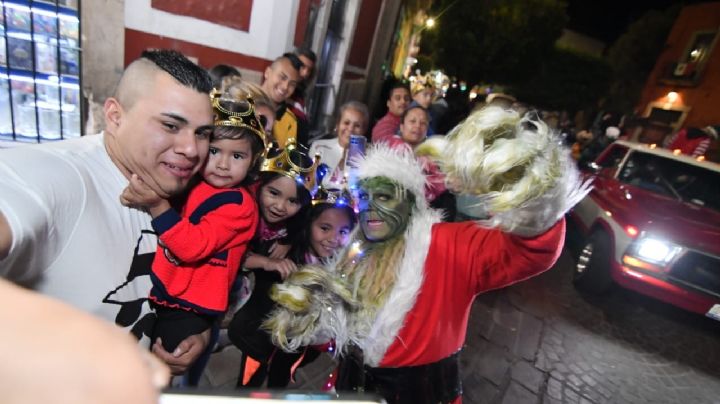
211,126,265,186
257,172,312,242
288,203,357,265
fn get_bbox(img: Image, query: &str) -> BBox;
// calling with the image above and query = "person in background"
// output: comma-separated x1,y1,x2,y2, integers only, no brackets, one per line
410,80,436,135
0,49,214,374
571,129,594,162
310,101,370,187
288,47,317,125
208,64,242,92
0,277,170,404
225,80,277,143
119,91,266,353
371,82,411,144
384,105,454,220
261,54,307,147
664,125,718,158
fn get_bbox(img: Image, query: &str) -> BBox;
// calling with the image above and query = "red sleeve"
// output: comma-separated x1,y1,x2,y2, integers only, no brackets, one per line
434,218,566,296
152,189,257,264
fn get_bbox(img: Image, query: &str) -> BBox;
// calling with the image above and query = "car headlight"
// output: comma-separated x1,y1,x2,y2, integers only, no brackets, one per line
628,238,683,266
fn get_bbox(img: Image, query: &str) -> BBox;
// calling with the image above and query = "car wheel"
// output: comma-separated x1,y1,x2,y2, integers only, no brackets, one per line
573,231,613,294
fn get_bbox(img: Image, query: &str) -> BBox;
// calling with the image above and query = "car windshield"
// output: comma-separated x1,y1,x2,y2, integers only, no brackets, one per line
618,151,720,213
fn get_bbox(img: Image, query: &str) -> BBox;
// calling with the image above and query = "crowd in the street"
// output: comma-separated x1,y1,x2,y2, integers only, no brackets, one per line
13,44,717,404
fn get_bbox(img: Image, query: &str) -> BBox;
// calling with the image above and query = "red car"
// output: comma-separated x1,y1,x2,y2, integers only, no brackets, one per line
569,140,720,320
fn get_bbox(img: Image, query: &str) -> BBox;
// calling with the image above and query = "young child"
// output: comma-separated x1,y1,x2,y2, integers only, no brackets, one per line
264,187,358,388
228,139,318,387
120,91,267,352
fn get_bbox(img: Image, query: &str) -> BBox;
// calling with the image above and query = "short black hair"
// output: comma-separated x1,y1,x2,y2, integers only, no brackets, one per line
387,80,411,101
295,47,317,64
208,64,241,89
281,52,304,72
141,49,213,93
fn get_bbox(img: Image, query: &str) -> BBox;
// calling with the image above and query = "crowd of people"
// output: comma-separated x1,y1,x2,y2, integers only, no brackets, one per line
0,49,591,403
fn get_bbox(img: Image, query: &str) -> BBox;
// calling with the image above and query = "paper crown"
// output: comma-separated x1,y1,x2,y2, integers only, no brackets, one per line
210,89,267,151
260,138,320,192
312,185,354,207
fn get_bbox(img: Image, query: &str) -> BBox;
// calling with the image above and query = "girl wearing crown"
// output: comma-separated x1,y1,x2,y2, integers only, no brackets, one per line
119,91,267,354
262,106,591,403
227,139,318,388
257,186,358,388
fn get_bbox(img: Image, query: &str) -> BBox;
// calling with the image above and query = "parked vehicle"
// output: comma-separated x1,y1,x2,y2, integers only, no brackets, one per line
569,140,720,320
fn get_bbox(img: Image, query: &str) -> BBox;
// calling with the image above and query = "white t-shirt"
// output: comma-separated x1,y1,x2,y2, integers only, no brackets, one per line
0,133,157,343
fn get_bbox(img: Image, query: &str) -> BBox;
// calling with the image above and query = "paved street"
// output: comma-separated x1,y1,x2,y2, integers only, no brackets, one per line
461,248,720,404
200,246,720,403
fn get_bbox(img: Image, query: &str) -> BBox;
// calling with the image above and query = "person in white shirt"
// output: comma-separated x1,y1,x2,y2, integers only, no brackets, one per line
309,101,369,187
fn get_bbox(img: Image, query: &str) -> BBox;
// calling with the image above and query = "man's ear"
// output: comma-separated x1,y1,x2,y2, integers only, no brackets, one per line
263,66,272,82
104,98,123,131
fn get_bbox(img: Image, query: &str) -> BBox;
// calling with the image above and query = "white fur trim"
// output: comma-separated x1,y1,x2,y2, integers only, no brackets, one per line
360,207,442,366
354,144,428,211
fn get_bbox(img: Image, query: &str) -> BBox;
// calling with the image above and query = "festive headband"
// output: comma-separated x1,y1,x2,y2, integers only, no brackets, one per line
260,138,320,192
210,88,267,151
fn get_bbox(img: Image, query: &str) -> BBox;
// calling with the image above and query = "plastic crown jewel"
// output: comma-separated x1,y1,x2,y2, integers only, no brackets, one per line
210,89,267,150
312,185,354,207
260,138,320,192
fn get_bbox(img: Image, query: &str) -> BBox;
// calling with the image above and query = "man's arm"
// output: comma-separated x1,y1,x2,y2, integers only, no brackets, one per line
0,211,11,260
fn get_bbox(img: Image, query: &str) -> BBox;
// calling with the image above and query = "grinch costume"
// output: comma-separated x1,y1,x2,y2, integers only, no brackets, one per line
264,107,590,403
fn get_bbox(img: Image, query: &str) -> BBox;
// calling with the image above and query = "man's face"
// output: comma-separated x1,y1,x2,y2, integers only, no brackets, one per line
298,55,315,82
262,59,300,104
357,177,413,243
386,87,411,117
105,72,213,198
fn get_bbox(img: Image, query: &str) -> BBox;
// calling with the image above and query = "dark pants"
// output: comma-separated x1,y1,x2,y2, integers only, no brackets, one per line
151,304,213,352
336,349,462,404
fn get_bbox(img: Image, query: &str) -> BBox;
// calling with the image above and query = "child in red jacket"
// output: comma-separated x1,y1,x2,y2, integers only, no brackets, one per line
121,91,267,352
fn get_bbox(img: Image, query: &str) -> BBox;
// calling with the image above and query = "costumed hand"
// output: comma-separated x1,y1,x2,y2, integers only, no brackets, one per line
120,174,170,217
152,328,210,375
268,241,292,259
434,106,591,237
263,257,297,280
0,278,169,404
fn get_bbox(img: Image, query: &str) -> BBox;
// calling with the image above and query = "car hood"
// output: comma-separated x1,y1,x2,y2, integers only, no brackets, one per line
613,185,720,254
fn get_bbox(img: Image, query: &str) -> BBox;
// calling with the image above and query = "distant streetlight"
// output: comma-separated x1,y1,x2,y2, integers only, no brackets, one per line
425,17,435,28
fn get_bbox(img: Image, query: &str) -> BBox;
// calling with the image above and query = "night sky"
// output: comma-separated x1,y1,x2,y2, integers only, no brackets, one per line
566,0,711,44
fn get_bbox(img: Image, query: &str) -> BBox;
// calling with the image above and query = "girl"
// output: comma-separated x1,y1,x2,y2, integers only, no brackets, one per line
228,141,317,388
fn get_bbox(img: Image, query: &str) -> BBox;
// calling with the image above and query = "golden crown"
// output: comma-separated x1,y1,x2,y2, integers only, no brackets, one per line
210,89,267,150
260,138,320,192
311,185,354,207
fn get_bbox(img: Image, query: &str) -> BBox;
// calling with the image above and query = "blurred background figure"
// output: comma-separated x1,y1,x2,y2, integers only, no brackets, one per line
310,101,369,188
664,125,719,158
571,129,594,161
208,64,242,92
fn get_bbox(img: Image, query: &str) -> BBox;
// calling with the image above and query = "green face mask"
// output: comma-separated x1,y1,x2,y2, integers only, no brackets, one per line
357,177,414,243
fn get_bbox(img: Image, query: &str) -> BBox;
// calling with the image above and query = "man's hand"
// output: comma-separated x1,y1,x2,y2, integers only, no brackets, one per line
152,329,211,375
268,241,291,259
120,174,170,217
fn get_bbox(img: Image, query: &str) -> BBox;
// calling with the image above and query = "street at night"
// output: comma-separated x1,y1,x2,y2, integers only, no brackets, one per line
461,246,720,404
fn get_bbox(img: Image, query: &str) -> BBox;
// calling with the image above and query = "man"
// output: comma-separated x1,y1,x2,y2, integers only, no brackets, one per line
371,82,411,144
264,107,590,402
0,49,214,374
664,125,718,158
261,54,307,147
287,47,316,125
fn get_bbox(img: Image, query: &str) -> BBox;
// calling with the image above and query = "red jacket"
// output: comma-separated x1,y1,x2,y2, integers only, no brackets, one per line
150,181,258,315
371,112,402,144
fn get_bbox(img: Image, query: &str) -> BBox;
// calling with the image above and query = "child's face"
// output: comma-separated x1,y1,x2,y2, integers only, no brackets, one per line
413,89,433,109
202,137,254,188
310,208,352,258
259,176,303,223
